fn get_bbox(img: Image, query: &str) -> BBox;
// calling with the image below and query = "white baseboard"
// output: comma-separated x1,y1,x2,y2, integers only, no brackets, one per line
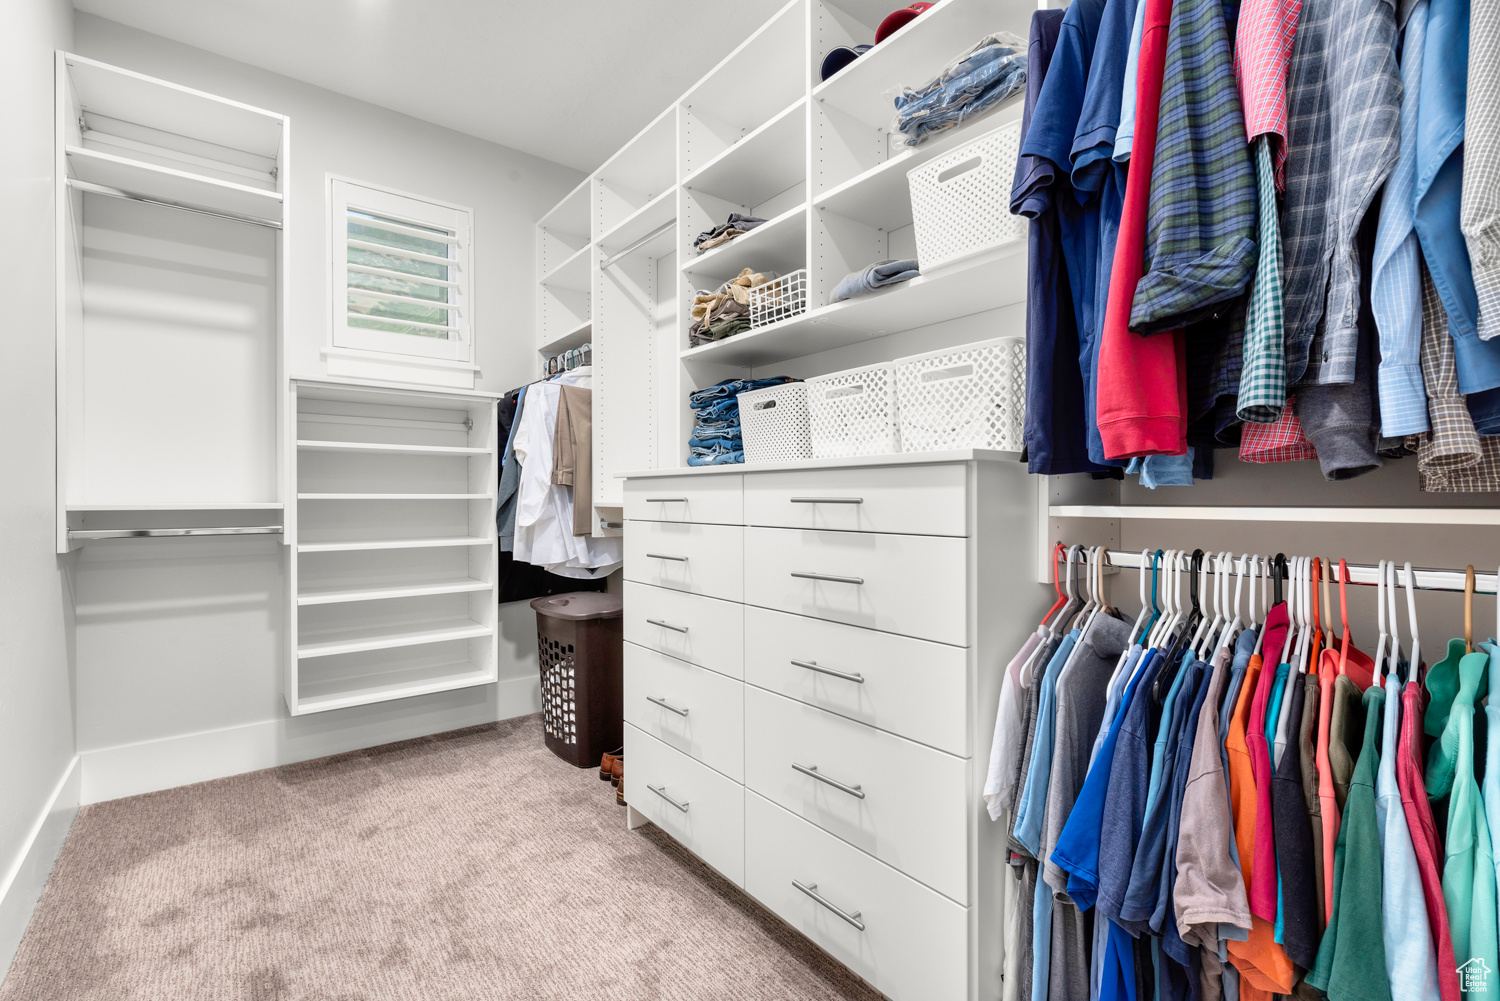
0,756,80,977
80,674,541,805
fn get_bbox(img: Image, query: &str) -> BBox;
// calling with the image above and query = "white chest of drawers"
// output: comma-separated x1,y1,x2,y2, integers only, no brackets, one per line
620,451,1036,1001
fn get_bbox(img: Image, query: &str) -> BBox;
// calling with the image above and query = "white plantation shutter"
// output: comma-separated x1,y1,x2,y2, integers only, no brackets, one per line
329,178,473,368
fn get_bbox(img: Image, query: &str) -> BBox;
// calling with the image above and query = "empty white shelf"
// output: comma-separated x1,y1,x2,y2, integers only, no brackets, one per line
297,578,493,606
539,243,591,292
296,493,491,500
680,238,1026,366
296,536,492,553
813,0,1024,128
296,439,489,456
814,101,1024,230
66,501,283,511
67,145,283,223
538,319,593,355
1048,505,1500,526
295,662,494,714
682,202,806,280
297,618,494,660
683,98,806,207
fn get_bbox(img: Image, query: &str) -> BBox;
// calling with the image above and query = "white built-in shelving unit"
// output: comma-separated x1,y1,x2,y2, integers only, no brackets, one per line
286,379,500,715
55,52,289,551
534,0,1034,537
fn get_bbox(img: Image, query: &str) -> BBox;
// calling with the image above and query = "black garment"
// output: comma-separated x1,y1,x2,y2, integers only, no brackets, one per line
1272,673,1320,969
496,550,606,604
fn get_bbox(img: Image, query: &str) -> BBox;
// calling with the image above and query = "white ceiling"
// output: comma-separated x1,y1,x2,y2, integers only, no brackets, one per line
72,0,790,173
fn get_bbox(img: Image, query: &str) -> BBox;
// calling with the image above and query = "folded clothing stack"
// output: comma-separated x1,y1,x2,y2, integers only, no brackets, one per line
831,258,920,302
692,213,766,253
687,376,796,466
689,268,775,347
893,32,1026,147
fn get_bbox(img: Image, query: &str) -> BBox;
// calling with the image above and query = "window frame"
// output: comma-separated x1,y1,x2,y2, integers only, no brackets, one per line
326,176,476,380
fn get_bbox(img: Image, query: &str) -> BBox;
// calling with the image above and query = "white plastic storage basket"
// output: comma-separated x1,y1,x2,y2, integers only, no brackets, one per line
894,336,1025,452
806,363,901,458
748,269,808,328
907,120,1028,272
739,382,812,464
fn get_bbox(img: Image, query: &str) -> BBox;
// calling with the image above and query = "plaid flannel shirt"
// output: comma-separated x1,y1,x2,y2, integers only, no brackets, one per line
1465,0,1500,341
1237,137,1288,422
1128,0,1259,333
1281,0,1401,388
1240,398,1319,462
1234,0,1301,183
1408,265,1500,489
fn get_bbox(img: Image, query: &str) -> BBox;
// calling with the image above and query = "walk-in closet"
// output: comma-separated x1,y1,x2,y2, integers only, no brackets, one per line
3,0,1498,998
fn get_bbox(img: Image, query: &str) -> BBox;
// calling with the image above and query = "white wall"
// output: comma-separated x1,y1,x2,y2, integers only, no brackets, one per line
0,0,80,976
59,16,583,802
74,11,583,395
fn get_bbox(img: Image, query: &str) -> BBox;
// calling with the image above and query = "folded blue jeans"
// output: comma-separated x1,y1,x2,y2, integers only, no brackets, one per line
832,259,920,301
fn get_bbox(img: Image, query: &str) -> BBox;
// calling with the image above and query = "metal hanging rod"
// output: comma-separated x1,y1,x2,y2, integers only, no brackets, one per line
1070,547,1500,596
67,177,282,230
68,526,283,542
598,220,674,270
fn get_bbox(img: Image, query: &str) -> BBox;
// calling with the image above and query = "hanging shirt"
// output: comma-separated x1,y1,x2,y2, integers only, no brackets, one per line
1279,0,1400,392
1157,659,1215,965
1098,650,1169,921
1095,0,1188,459
1269,673,1319,969
1224,650,1297,994
1399,677,1464,1001
1426,645,1500,979
1307,686,1391,1001
1233,0,1300,179
1246,604,1290,920
1409,265,1500,492
985,630,1044,821
1465,0,1500,342
1113,0,1150,161
1371,0,1432,436
1235,138,1288,425
1127,0,1257,333
1015,10,1107,475
1297,672,1327,931
1377,670,1442,1001
1175,646,1252,948
1014,629,1082,854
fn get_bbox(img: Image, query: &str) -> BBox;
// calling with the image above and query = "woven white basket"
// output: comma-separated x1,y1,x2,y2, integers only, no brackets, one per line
806,363,901,458
748,269,808,328
907,120,1028,272
894,336,1025,452
739,383,812,464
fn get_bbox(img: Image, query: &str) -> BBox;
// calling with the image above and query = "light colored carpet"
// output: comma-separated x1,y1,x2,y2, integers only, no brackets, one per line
2,715,883,1000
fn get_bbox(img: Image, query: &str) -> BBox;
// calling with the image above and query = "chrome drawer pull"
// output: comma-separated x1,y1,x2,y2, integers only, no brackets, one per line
791,659,865,684
792,880,865,930
789,497,864,505
647,618,689,633
792,762,865,799
791,571,864,585
648,784,690,812
646,553,689,562
645,497,688,503
647,694,689,717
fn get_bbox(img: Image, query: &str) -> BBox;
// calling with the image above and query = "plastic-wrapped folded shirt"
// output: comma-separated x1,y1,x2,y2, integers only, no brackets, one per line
831,259,920,301
512,373,621,578
894,32,1028,146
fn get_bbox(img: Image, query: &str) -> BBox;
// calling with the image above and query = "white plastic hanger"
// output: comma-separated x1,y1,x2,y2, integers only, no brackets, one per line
1127,548,1152,645
1217,552,1247,655
1373,559,1389,680
1386,560,1405,684
1147,550,1173,650
1403,560,1422,680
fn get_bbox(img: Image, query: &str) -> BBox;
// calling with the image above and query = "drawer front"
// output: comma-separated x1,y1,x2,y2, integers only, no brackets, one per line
623,582,744,679
625,644,745,781
744,686,968,902
745,791,968,1001
744,605,970,757
624,521,743,602
625,724,745,887
743,526,967,645
624,475,743,525
744,464,968,537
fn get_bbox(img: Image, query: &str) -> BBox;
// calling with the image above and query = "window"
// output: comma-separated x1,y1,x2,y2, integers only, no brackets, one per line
327,177,474,386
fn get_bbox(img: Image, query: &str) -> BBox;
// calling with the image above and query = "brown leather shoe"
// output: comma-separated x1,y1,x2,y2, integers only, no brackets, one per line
600,748,622,781
610,758,623,787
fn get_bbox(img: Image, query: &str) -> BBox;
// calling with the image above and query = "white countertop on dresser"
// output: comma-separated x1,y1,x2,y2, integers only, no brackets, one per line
617,449,1023,479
